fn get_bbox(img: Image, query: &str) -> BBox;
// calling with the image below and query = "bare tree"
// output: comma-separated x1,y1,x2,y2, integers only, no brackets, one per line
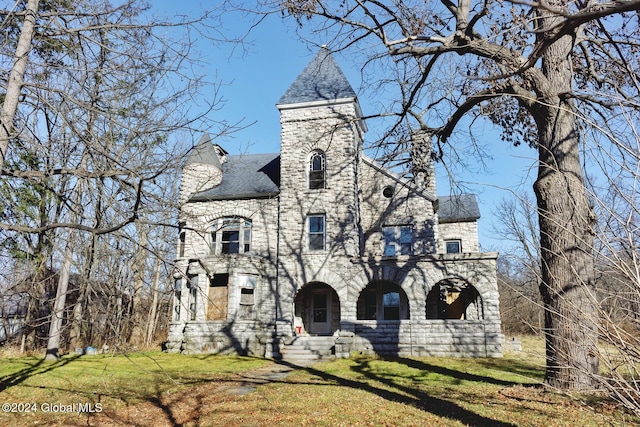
237,0,640,390
493,196,544,335
0,0,38,166
0,0,230,356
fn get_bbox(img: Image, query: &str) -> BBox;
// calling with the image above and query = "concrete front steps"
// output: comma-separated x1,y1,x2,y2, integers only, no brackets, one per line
280,335,336,364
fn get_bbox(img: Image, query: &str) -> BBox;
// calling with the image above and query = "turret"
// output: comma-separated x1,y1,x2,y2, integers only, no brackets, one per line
179,133,226,204
276,48,366,257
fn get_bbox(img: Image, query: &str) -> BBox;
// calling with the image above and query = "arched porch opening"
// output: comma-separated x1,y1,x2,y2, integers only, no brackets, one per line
356,281,410,321
426,279,484,320
294,282,340,335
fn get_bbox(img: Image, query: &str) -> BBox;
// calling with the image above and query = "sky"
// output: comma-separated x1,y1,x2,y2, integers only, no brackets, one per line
152,1,539,252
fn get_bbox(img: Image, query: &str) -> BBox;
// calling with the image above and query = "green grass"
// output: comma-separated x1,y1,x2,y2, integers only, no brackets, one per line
0,351,270,426
0,339,637,426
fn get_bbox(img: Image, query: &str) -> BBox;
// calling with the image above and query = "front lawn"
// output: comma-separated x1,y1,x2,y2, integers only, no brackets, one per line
0,339,636,426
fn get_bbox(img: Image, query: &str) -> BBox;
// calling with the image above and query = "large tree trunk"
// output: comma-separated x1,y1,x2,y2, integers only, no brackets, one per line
534,31,599,390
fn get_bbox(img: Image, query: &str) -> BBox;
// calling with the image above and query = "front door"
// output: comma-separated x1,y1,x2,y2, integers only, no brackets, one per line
310,290,331,334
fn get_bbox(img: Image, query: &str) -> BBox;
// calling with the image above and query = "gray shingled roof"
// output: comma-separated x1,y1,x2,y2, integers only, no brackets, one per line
438,195,481,222
184,133,222,168
278,48,357,105
190,153,280,201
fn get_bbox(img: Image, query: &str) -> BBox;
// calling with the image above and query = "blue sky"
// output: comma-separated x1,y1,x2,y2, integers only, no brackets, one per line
152,2,538,252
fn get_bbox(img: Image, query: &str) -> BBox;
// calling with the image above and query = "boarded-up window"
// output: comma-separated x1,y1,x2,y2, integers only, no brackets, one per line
207,274,228,320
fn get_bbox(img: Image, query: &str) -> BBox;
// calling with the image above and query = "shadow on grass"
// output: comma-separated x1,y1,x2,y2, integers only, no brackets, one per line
397,357,543,386
279,359,519,427
473,357,546,382
0,354,82,393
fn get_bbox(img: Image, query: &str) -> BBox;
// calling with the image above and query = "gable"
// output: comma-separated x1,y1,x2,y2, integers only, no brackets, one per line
361,155,436,202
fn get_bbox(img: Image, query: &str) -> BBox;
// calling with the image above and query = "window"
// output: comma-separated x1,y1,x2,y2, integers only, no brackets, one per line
361,289,377,320
382,225,413,256
174,290,181,320
382,186,394,198
308,215,326,251
188,275,198,321
174,279,182,321
237,275,257,320
383,292,400,320
178,221,186,258
178,230,186,258
308,150,326,189
445,240,461,254
210,217,252,254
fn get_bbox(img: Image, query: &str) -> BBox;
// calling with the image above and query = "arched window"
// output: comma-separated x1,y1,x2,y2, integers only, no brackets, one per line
210,217,252,254
357,282,410,321
308,150,326,189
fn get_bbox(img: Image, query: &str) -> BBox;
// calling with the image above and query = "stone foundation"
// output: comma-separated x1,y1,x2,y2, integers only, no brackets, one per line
166,319,504,358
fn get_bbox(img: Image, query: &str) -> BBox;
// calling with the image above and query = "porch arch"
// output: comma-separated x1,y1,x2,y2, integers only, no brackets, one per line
294,282,341,335
426,278,484,320
356,281,410,321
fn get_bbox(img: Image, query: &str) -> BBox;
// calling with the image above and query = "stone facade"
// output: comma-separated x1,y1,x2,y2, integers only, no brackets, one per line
165,49,504,358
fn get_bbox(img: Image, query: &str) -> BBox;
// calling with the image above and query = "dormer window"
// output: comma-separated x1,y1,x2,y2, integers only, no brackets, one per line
308,150,326,189
210,217,252,254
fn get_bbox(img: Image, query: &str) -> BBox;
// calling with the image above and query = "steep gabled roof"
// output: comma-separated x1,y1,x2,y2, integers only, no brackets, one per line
190,153,280,201
362,155,436,202
438,195,481,222
277,48,357,105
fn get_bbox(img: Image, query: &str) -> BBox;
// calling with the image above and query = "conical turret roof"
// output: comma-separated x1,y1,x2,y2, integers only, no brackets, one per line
184,133,222,168
278,47,357,105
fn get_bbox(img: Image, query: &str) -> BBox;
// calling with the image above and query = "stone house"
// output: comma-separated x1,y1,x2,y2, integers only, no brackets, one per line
165,48,504,358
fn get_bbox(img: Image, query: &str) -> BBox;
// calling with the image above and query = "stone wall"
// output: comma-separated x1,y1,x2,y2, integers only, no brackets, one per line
340,319,504,357
278,101,364,261
178,197,279,261
438,221,480,253
358,159,438,256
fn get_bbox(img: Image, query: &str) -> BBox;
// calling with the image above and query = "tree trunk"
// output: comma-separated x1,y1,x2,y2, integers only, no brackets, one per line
534,32,599,389
145,256,162,345
68,294,83,351
0,0,39,164
128,224,148,346
45,246,71,361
